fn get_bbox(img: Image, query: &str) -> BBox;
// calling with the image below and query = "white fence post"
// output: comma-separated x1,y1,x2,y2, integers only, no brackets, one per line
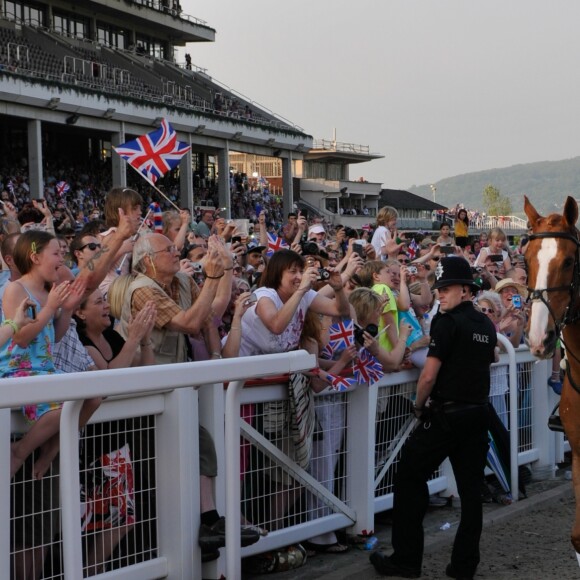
156,387,199,579
60,400,85,579
530,354,555,475
198,382,227,579
0,408,10,580
347,382,377,535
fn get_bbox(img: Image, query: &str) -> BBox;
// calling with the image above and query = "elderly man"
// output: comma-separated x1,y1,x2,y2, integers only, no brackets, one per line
117,232,259,559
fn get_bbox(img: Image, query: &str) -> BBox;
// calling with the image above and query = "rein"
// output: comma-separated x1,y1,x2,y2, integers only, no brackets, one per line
527,230,580,391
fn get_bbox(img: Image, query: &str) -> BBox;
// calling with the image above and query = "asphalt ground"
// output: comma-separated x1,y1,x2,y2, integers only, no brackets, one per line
241,469,576,580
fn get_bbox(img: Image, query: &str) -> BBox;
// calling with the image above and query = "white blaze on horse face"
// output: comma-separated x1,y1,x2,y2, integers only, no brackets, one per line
528,238,558,354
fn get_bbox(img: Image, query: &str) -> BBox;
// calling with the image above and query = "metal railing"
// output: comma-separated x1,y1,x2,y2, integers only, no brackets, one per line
312,139,371,154
4,346,558,579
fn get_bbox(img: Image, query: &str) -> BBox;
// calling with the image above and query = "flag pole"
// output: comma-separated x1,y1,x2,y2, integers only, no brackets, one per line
115,208,153,275
125,163,181,212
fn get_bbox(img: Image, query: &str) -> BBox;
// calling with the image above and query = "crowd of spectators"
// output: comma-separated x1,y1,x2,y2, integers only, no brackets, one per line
0,166,538,575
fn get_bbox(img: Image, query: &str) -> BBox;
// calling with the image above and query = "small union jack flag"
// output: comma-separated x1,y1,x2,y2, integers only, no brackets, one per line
149,202,163,233
325,319,354,358
320,344,334,360
321,371,357,392
353,349,384,385
56,181,70,198
113,119,191,185
266,232,289,257
407,239,419,260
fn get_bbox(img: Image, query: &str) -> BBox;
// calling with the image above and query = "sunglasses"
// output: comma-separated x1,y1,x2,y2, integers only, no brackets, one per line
431,256,441,261
398,259,410,264
79,242,101,251
479,306,495,314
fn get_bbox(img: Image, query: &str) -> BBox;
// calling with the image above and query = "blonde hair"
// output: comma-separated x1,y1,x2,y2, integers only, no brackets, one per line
376,206,398,227
488,227,506,242
349,287,382,325
108,273,137,319
162,211,180,236
476,290,503,317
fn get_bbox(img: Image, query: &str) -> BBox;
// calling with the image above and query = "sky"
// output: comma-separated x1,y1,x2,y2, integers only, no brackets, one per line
180,1,580,190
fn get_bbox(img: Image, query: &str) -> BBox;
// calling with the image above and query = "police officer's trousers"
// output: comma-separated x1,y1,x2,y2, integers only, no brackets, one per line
391,404,490,577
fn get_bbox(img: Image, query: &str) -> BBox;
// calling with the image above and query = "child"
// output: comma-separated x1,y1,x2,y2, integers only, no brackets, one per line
474,227,511,273
3,230,96,479
370,206,404,261
358,260,400,353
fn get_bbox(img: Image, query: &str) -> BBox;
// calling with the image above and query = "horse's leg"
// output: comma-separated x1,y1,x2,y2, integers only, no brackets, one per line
560,381,580,563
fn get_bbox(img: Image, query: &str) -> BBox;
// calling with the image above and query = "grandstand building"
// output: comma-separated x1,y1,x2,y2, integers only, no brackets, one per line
0,0,310,213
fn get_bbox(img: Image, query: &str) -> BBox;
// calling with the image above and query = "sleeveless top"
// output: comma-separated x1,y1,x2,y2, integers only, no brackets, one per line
0,282,58,378
0,282,62,423
79,326,125,363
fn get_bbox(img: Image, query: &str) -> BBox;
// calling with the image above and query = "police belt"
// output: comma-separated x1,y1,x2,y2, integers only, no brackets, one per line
436,400,487,413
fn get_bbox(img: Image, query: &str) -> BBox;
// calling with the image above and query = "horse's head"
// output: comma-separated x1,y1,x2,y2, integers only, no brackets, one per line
524,195,580,358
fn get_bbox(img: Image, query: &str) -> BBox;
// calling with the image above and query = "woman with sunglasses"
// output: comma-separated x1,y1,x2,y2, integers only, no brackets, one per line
475,291,508,426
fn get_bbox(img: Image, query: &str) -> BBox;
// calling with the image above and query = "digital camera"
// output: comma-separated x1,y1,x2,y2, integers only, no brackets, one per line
354,323,379,345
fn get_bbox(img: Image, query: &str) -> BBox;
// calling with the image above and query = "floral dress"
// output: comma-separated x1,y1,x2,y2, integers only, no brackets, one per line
0,287,62,424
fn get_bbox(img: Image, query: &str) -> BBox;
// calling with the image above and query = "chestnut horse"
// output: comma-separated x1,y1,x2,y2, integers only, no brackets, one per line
524,195,580,561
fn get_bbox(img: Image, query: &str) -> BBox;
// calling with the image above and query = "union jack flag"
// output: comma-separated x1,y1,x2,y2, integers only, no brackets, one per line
113,119,191,185
149,202,163,233
325,319,354,358
320,344,334,360
266,232,289,257
407,238,419,260
321,371,357,392
56,181,70,198
353,349,384,385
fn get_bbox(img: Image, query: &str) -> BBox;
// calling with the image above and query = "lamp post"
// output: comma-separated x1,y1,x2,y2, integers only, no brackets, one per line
429,184,437,203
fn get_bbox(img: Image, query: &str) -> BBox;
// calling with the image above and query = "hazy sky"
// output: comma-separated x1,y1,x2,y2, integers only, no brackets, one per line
180,1,580,189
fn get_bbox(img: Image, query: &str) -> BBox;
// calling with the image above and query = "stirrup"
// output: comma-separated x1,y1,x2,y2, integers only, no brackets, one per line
548,401,565,433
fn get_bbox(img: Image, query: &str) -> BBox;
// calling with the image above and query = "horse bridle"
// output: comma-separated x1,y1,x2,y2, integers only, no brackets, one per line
527,230,580,389
527,230,580,331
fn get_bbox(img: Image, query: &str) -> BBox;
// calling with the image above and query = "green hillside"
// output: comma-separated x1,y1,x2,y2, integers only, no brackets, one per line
408,157,580,217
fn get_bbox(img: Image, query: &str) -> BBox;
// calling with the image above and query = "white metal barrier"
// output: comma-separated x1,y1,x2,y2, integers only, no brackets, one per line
4,346,560,579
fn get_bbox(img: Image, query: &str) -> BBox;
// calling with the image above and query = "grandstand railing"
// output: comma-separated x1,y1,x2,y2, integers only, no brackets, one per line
4,346,556,579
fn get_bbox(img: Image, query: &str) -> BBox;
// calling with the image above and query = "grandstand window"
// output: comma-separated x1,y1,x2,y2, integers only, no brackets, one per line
53,12,88,39
97,23,126,49
303,161,344,180
5,1,45,27
136,35,165,59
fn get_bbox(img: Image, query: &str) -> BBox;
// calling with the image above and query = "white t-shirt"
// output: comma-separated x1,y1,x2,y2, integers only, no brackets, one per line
474,247,509,268
371,225,392,262
238,287,317,356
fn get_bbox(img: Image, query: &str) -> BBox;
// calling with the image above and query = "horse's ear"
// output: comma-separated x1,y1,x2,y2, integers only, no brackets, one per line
524,195,542,226
563,196,578,228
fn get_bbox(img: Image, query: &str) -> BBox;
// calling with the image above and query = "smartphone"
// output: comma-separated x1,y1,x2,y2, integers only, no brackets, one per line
244,293,258,306
489,254,503,263
301,209,308,220
28,304,36,320
512,294,522,309
353,241,365,259
441,246,454,255
232,235,242,244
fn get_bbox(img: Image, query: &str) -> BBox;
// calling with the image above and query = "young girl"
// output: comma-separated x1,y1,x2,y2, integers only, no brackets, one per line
370,206,404,261
454,209,469,249
474,227,511,273
4,230,95,479
436,222,454,247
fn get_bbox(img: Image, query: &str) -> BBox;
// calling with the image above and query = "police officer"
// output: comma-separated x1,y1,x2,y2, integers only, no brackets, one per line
371,256,496,580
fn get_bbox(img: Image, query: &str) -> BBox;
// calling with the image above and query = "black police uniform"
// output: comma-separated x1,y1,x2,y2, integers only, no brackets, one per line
390,300,496,578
